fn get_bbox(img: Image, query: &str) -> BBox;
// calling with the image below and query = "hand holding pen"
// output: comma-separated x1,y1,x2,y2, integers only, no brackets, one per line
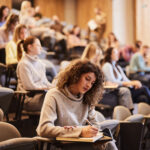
80,119,99,138
86,119,102,132
86,119,93,126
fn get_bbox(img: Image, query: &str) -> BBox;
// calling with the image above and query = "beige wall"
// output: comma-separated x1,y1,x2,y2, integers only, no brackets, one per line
64,0,76,25
34,0,65,20
136,0,150,45
112,0,135,45
76,0,112,36
0,0,12,8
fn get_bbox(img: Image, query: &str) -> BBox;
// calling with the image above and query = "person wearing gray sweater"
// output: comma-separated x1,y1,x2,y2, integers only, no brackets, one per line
16,36,53,111
37,59,118,150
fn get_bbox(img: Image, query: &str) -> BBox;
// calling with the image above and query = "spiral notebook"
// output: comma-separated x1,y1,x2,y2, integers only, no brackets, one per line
56,132,103,143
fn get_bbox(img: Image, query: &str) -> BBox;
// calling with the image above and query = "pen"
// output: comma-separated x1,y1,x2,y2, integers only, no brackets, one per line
86,119,102,132
86,119,93,126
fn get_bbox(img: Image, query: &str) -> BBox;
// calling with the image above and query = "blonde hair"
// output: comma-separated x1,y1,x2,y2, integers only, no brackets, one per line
81,43,96,60
21,1,31,12
20,1,32,16
81,42,102,66
13,24,27,43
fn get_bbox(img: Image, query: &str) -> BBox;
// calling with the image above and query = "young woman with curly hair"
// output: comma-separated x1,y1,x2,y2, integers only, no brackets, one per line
37,59,118,150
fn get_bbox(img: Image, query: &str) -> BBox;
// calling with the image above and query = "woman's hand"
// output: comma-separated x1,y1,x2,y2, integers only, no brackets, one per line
131,80,142,89
81,125,98,138
123,80,142,89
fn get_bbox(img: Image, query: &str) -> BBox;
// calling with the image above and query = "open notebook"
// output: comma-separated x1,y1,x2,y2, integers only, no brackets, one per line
56,132,103,143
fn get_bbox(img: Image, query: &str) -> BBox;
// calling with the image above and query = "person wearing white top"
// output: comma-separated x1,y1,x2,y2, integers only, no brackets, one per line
102,47,150,104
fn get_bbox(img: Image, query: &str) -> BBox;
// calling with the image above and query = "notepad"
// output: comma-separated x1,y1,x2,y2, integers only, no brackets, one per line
56,132,103,143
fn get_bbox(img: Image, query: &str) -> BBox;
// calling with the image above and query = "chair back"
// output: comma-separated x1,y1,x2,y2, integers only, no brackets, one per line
0,108,4,121
138,102,150,115
113,106,131,121
0,87,14,114
0,137,38,150
0,122,21,142
113,106,144,123
124,114,144,123
118,122,143,150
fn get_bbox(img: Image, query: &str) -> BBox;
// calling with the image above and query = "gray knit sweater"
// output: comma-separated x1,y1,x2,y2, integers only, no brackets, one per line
17,54,52,91
37,87,100,138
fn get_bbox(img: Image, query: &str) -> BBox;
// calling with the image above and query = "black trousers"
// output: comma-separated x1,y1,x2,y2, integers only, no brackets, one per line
130,85,150,104
129,73,150,88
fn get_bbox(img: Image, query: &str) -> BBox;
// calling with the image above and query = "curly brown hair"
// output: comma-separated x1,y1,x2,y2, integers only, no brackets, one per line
57,59,104,106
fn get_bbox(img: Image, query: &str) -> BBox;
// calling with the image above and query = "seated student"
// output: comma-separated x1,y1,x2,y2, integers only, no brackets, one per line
134,40,142,52
81,42,102,66
103,32,120,52
81,43,133,110
16,36,53,111
0,14,19,49
129,45,150,73
67,25,87,50
0,5,10,27
102,47,150,104
5,24,28,65
118,45,135,68
6,24,57,81
129,45,150,87
0,13,19,64
20,4,55,41
37,59,117,150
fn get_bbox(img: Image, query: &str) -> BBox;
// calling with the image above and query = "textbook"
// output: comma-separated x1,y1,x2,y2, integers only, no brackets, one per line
56,132,103,143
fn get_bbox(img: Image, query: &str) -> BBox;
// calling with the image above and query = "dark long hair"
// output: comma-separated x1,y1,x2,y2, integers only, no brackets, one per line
57,59,104,106
103,47,120,78
103,47,113,63
0,5,9,22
